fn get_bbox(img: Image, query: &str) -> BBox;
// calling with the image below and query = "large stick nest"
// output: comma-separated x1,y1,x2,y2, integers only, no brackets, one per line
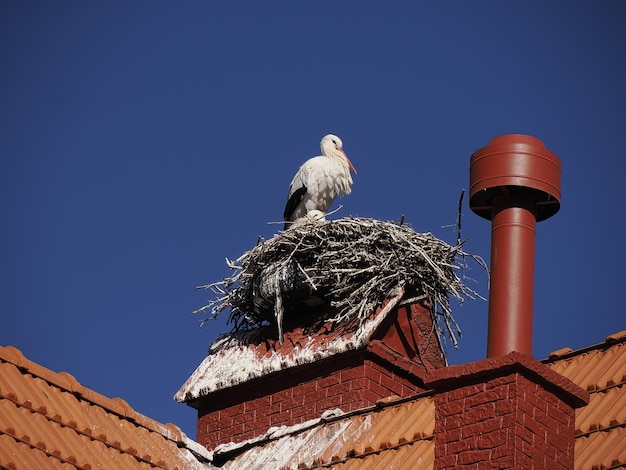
195,217,485,347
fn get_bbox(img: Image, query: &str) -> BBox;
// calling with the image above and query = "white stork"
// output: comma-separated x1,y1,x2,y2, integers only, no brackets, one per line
283,134,356,229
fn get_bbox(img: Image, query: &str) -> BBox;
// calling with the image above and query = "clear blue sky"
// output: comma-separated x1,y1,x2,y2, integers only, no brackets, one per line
2,2,624,439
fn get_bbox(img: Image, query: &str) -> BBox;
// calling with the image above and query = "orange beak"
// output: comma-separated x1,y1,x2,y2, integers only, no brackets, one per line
342,150,357,174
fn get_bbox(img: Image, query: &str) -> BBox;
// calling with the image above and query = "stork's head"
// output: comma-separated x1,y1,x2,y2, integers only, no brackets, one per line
321,134,357,174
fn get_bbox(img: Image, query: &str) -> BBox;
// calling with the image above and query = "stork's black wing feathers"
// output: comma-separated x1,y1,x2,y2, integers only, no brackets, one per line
284,185,307,222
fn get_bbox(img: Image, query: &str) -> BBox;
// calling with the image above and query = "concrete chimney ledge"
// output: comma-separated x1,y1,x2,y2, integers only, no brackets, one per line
425,351,589,409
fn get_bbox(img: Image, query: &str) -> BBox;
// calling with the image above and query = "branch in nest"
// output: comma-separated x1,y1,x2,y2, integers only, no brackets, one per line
195,217,486,349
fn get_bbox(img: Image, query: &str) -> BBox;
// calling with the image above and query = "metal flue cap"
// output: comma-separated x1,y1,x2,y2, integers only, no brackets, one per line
469,134,562,222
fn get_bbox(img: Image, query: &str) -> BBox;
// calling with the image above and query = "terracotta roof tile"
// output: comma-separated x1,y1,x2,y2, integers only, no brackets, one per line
547,332,626,470
576,386,626,435
332,440,433,470
5,326,624,470
575,427,626,470
0,345,212,470
548,336,626,392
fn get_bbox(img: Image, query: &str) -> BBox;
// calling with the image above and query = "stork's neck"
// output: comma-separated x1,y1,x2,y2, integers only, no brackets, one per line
324,148,347,163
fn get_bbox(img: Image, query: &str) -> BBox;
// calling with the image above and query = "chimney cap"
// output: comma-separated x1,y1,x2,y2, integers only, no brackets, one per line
469,134,562,221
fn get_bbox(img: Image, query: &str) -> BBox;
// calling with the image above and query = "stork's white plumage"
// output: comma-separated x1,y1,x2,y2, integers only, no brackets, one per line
283,134,356,229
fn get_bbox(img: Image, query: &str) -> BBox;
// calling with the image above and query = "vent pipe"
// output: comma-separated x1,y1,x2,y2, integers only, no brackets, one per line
469,134,561,357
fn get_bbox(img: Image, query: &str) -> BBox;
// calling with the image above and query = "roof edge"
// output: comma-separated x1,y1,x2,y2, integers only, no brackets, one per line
544,330,626,362
0,344,195,451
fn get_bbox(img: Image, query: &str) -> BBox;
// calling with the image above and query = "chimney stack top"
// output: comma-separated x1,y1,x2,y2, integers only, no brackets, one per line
469,133,561,222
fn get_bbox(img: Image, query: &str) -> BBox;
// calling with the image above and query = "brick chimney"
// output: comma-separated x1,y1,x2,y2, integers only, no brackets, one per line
425,352,589,469
421,134,589,469
176,288,446,450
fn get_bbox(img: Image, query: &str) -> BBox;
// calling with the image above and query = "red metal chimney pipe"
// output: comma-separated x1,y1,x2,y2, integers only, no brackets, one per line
469,134,561,357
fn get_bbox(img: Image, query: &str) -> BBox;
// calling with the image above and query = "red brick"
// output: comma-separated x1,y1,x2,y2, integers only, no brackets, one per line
232,411,254,426
200,411,220,425
462,402,495,425
445,437,473,456
350,376,367,391
400,382,419,396
361,388,380,405
442,413,464,431
220,403,244,418
465,389,501,408
342,391,361,408
281,395,305,411
438,427,462,444
367,379,391,398
244,395,271,412
251,413,270,431
435,455,458,468
520,437,546,464
292,381,316,397
438,398,465,417
488,447,515,468
548,402,572,425
227,422,245,438
546,431,571,457
524,387,548,413
545,455,567,470
265,402,281,416
269,413,285,426
446,383,486,401
556,424,573,447
303,396,318,413
471,417,504,436
203,431,219,447
339,366,362,381
196,426,208,441
516,397,536,418
477,430,505,450
494,395,515,416
485,374,516,389
379,373,402,393
533,407,559,431
236,429,256,443
290,404,309,421
316,374,341,390
322,382,348,399
515,421,535,446
520,414,544,439
271,387,293,403
333,380,353,396
303,390,320,406
458,450,491,466
317,395,343,412
532,436,554,455
363,364,382,383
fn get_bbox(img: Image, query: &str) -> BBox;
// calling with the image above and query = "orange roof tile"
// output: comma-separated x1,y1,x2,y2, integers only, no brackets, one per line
3,328,625,470
547,331,626,470
0,345,211,470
